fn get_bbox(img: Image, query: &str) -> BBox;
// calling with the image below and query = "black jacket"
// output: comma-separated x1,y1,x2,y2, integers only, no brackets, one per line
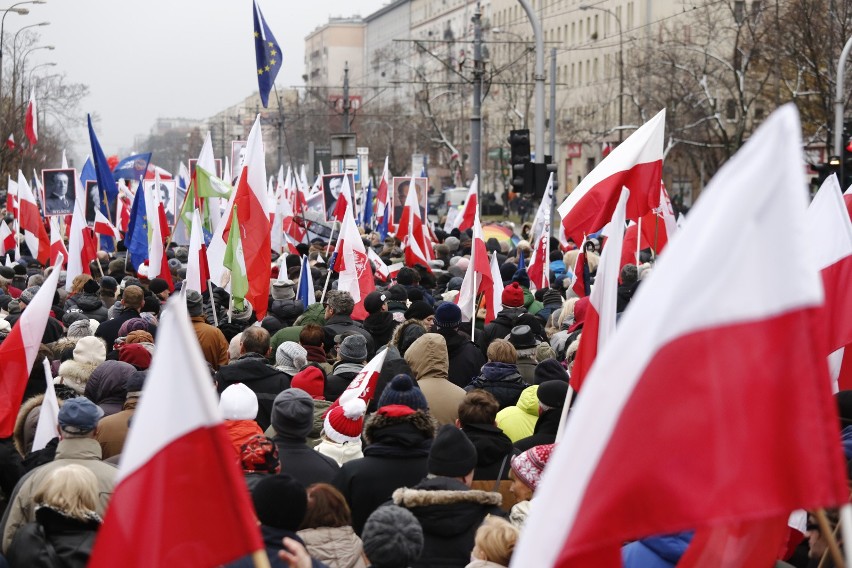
65,293,109,323
95,308,141,350
477,307,526,355
324,362,364,402
514,408,561,452
226,525,327,568
215,353,291,431
465,363,529,410
392,477,504,568
323,315,375,356
6,506,99,568
334,410,436,535
369,346,413,413
436,328,486,389
273,436,339,487
260,299,305,336
462,423,516,481
361,312,397,348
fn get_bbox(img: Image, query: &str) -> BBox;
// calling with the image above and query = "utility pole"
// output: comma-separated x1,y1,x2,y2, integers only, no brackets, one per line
549,47,556,159
470,2,483,184
835,35,852,189
342,61,351,134
516,0,545,164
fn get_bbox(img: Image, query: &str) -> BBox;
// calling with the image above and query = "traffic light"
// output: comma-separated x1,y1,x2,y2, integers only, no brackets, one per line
508,129,531,193
531,157,558,199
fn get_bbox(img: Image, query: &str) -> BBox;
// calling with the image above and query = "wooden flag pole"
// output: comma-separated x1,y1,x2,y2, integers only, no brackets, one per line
207,280,219,328
318,222,340,306
251,549,271,568
815,508,845,568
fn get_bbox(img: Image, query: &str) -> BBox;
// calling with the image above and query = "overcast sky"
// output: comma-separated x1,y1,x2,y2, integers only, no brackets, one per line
20,0,387,166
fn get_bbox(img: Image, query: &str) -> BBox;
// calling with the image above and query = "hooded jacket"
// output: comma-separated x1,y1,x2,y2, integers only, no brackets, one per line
83,360,136,416
361,311,397,348
190,315,229,370
66,292,109,323
298,526,366,568
261,299,305,336
435,328,486,389
216,353,291,431
478,307,526,355
404,334,466,426
465,363,529,410
334,409,437,535
95,396,139,460
5,505,100,568
393,477,504,568
495,385,539,443
621,532,693,568
462,423,515,481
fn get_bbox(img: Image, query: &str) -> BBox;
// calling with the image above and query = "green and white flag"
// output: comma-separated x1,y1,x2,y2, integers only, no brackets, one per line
223,208,249,310
195,165,232,198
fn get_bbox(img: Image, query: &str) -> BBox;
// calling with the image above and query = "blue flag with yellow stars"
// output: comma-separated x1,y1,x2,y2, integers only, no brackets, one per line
253,0,282,108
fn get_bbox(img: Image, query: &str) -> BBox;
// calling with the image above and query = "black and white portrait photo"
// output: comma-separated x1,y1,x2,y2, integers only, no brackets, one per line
42,168,76,216
322,173,355,221
144,179,178,226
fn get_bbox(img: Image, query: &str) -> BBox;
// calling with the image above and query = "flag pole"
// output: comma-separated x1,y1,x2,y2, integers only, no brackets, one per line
251,549,272,568
207,280,219,327
635,216,642,265
815,508,845,568
318,222,339,305
840,504,852,568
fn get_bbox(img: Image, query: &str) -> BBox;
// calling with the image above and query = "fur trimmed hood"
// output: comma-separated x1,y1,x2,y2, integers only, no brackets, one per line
56,359,100,395
393,486,502,508
14,393,44,456
363,409,437,444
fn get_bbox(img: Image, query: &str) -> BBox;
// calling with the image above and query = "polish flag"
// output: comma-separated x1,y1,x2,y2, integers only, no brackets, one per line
571,238,590,298
451,176,479,232
396,176,432,271
639,182,678,254
367,248,391,281
24,89,37,146
144,175,174,292
511,106,848,567
116,181,132,233
844,186,852,220
620,222,639,269
558,109,665,245
331,173,355,223
6,176,17,217
184,209,210,294
487,250,504,324
93,208,120,240
5,134,13,150
269,167,289,255
65,169,98,289
16,171,48,264
456,210,494,322
0,221,14,256
333,202,374,320
88,295,263,568
49,217,68,267
807,175,852,391
527,173,554,291
0,255,62,437
570,188,628,393
375,157,392,226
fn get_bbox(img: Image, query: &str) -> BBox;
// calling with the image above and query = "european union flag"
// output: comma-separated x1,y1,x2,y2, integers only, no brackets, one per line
124,178,149,270
112,153,151,183
253,0,282,108
87,115,118,204
517,250,525,271
361,179,373,228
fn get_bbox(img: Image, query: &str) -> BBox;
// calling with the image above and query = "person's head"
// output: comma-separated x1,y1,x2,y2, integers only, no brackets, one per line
219,383,259,421
471,516,519,567
240,326,270,357
536,380,570,415
325,289,354,318
57,397,104,439
271,388,314,441
404,301,434,328
299,483,352,530
361,506,424,568
276,341,308,375
52,172,69,197
156,183,170,205
185,289,203,317
290,365,326,400
428,424,477,486
70,274,93,295
251,474,307,531
377,374,429,411
457,390,500,428
501,282,525,308
621,263,639,286
148,278,170,301
364,291,388,315
298,323,325,348
487,339,518,364
33,464,100,521
121,285,144,311
510,443,555,502
336,333,368,364
329,176,343,199
433,302,462,331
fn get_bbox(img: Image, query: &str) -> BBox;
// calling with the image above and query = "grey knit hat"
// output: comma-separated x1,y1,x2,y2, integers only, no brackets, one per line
185,290,203,317
20,286,39,304
275,341,308,375
231,299,253,323
271,388,314,439
362,505,424,568
337,334,368,362
67,319,93,340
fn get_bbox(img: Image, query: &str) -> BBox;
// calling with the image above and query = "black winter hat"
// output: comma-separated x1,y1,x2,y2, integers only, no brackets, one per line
534,359,569,385
377,374,428,411
251,474,307,531
396,267,416,286
537,379,570,409
404,301,434,321
388,285,408,302
428,424,477,477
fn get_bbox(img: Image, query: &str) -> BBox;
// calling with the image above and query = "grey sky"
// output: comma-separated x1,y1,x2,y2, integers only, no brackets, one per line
16,0,386,166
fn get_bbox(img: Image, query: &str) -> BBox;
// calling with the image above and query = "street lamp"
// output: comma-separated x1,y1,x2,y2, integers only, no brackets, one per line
19,44,52,103
0,4,34,103
580,4,623,142
27,60,53,84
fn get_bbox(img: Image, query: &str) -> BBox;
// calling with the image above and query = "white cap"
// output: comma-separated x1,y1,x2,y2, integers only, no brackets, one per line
219,383,259,421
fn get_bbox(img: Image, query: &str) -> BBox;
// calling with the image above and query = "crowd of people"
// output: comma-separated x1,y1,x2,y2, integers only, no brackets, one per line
0,221,841,568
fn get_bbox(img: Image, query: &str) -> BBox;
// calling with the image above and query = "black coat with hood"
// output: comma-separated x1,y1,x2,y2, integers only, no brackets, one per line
361,311,397,348
514,407,561,452
6,505,100,568
392,477,504,568
477,307,527,355
260,299,305,336
64,293,109,323
435,328,486,389
333,409,437,535
465,362,529,410
215,353,291,431
462,423,516,481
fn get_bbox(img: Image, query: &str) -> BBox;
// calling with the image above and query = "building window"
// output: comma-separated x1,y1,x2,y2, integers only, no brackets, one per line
726,99,737,120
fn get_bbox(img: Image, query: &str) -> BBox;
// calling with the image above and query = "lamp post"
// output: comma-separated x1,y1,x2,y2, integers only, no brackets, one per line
580,4,623,142
0,4,35,103
493,27,534,129
26,59,53,88
19,44,52,104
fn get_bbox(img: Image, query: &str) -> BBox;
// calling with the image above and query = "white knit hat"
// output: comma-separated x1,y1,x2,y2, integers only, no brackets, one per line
219,383,259,420
73,336,106,366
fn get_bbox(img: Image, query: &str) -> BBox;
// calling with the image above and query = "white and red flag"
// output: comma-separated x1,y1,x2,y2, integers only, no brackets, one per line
367,248,402,282
93,208,120,240
144,174,173,291
396,176,433,270
184,209,210,295
558,109,665,245
16,170,48,264
6,176,17,217
48,217,68,267
487,250,504,324
512,105,848,567
333,202,374,320
0,254,61,437
5,134,13,150
0,221,14,256
450,176,479,232
331,172,355,223
571,238,589,298
639,182,678,254
24,88,37,146
375,157,393,227
570,187,628,393
65,167,98,289
88,294,263,568
527,173,554,291
456,210,494,322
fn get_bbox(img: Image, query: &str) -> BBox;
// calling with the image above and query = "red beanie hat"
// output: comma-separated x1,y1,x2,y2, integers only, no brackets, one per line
502,282,525,308
119,343,152,370
323,398,366,444
291,366,325,400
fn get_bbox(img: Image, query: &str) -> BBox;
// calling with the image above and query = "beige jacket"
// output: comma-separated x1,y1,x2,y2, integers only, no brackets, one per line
405,333,466,426
297,525,367,568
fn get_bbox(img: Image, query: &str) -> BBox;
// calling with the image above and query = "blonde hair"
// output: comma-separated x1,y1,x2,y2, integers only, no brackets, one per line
33,464,99,520
487,339,517,364
70,274,93,295
472,516,519,566
557,297,579,329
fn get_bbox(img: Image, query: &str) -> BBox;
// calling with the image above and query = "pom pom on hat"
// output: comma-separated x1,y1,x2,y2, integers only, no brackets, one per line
323,398,366,444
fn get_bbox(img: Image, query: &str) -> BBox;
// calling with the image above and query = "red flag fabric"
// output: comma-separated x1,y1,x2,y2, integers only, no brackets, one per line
5,134,14,150
88,296,263,568
639,183,678,254
24,89,37,146
620,223,638,269
93,208,120,240
527,174,554,291
558,110,664,245
16,171,48,264
512,106,848,567
333,203,375,320
570,188,628,393
396,176,432,272
49,217,68,267
376,157,391,225
0,257,61,437
0,221,14,256
331,173,354,223
456,211,493,322
571,240,589,298
453,177,479,232
185,209,209,294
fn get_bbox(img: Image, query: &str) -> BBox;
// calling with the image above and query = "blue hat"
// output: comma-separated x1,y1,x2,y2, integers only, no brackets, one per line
58,397,104,433
434,302,462,329
378,374,428,411
512,268,531,289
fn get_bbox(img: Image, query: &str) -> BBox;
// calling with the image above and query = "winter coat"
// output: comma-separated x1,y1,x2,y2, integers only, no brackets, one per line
226,525,327,568
393,477,504,568
514,408,560,452
404,334,466,426
264,398,332,448
190,315,230,370
83,360,136,416
514,347,538,385
465,363,529,410
362,311,398,348
369,345,413,413
461,424,516,482
521,287,543,316
95,398,138,459
298,526,367,568
495,386,539,443
1,437,117,553
435,328,486,389
216,353,292,431
95,307,141,350
509,499,530,529
316,439,364,467
224,420,264,456
14,394,48,458
269,325,305,364
5,505,100,568
64,292,109,323
325,362,365,402
621,532,693,568
323,315,375,356
465,560,508,568
334,409,437,534
261,299,305,336
273,436,339,487
478,308,526,355
617,281,642,313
